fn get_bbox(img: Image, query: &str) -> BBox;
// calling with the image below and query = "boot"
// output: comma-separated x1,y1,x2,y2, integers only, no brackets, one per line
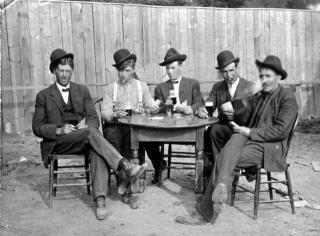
118,158,147,183
96,196,108,220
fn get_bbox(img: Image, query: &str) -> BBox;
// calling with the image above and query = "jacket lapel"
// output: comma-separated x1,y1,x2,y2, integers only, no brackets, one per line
50,84,64,114
233,77,244,99
179,77,187,104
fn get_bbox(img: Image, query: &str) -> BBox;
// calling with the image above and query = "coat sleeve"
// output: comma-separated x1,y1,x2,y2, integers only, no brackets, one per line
190,80,205,112
154,84,166,113
32,92,59,140
83,86,100,129
206,84,218,110
250,91,298,142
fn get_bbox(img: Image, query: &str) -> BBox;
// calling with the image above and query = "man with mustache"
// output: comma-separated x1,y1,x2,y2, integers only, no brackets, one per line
176,55,298,224
32,48,147,220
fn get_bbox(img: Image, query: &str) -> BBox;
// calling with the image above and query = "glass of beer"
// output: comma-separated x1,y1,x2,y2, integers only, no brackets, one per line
169,90,177,105
124,103,132,116
205,101,214,117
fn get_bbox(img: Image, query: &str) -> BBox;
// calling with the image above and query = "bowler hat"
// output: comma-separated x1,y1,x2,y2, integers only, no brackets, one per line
215,50,240,69
255,55,287,80
159,48,187,66
49,48,74,73
112,49,137,68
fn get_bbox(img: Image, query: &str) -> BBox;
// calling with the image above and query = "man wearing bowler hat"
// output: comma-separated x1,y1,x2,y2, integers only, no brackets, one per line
198,50,256,165
101,48,159,208
32,48,147,220
145,48,205,184
176,55,298,224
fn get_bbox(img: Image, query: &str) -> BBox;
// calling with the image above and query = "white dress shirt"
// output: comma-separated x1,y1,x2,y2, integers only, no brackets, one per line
172,77,182,105
56,82,70,104
228,76,239,99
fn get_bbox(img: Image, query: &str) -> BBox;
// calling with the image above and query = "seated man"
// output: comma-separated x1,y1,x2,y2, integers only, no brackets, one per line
176,55,298,224
146,48,205,183
101,48,159,208
32,49,147,220
198,50,256,165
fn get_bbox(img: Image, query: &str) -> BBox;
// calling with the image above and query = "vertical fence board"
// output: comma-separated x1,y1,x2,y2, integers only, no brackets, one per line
39,3,52,85
61,2,73,53
253,9,262,81
204,8,214,92
93,3,106,98
151,7,162,83
50,2,62,50
133,6,145,81
71,2,85,84
195,8,206,92
169,8,179,48
246,10,254,81
284,11,293,82
312,12,320,82
238,9,246,78
82,3,96,97
142,6,153,88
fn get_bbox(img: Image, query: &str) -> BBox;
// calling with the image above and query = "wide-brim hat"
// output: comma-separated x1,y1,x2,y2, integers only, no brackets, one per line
215,50,240,69
159,48,187,66
49,48,74,73
112,49,137,68
255,55,287,80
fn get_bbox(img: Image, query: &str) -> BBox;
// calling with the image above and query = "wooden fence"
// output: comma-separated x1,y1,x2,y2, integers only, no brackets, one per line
1,0,320,134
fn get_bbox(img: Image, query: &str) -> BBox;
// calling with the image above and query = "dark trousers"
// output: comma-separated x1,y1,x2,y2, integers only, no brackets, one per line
197,133,264,221
52,127,123,199
104,124,162,172
206,123,233,163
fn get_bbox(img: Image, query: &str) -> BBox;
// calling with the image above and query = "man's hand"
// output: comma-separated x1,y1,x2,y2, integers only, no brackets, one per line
56,124,77,136
113,109,127,118
223,110,234,121
230,121,251,137
149,103,160,114
197,106,208,119
76,119,88,130
181,105,193,115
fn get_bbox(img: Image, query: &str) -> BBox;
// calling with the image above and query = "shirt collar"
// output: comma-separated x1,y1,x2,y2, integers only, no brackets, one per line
118,78,133,86
56,82,70,93
228,76,239,88
172,76,182,84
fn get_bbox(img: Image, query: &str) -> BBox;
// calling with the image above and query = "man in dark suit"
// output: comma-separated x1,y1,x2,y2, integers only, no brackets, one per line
32,49,147,220
146,48,204,183
176,55,298,224
198,50,256,164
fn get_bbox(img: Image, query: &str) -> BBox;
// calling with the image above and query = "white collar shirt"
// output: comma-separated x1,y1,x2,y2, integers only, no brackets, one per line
172,77,182,105
228,77,239,99
56,82,70,104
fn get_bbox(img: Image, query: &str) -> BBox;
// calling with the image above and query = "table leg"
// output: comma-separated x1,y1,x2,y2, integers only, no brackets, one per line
195,127,205,194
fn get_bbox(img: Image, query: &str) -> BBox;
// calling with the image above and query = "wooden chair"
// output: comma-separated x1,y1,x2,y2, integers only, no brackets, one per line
48,98,103,208
230,115,298,219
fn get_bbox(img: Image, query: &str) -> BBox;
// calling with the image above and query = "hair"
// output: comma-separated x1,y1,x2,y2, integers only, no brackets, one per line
53,57,74,71
116,59,136,71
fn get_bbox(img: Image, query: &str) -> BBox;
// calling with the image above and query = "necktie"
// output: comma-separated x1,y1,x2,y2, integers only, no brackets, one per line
62,88,70,92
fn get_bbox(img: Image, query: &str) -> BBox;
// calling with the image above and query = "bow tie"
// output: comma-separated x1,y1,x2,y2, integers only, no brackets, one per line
62,88,70,92
172,81,179,84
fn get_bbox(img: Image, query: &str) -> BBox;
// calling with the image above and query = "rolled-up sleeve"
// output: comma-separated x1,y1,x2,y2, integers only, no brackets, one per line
101,85,115,122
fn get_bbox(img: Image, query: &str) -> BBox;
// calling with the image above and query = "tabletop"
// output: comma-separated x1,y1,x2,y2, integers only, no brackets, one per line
117,113,218,129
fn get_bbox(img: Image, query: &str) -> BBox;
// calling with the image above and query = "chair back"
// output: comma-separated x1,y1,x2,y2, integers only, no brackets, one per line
284,114,299,159
93,97,103,134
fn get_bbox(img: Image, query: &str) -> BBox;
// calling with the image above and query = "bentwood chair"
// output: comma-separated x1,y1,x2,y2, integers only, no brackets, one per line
231,115,298,220
48,98,104,208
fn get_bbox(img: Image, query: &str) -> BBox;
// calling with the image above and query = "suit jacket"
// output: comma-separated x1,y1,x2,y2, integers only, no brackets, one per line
154,77,204,113
248,85,298,172
32,82,99,167
207,77,255,125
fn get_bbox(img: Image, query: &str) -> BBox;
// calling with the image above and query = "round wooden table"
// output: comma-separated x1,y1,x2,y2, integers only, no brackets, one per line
118,113,218,193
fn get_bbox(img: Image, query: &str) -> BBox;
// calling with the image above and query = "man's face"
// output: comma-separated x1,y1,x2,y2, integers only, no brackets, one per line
117,65,134,84
259,68,281,93
55,64,73,87
220,62,239,85
166,61,182,82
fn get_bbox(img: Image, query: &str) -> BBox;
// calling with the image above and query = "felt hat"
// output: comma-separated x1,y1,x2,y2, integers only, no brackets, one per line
255,55,287,80
49,48,74,73
215,50,240,69
159,48,187,66
112,49,137,68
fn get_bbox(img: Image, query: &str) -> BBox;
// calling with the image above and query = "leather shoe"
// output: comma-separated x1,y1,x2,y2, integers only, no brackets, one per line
122,193,139,209
96,196,108,220
116,172,130,195
212,183,228,214
119,159,147,183
175,211,208,225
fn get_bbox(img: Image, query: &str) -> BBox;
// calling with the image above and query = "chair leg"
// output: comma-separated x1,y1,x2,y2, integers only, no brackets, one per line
49,158,54,208
167,144,172,179
158,144,164,187
285,168,296,214
253,168,261,220
231,175,239,206
85,157,91,196
53,159,58,197
266,171,273,200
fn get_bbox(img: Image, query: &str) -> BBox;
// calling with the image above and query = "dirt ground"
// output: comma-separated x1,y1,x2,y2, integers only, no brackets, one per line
1,120,320,236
